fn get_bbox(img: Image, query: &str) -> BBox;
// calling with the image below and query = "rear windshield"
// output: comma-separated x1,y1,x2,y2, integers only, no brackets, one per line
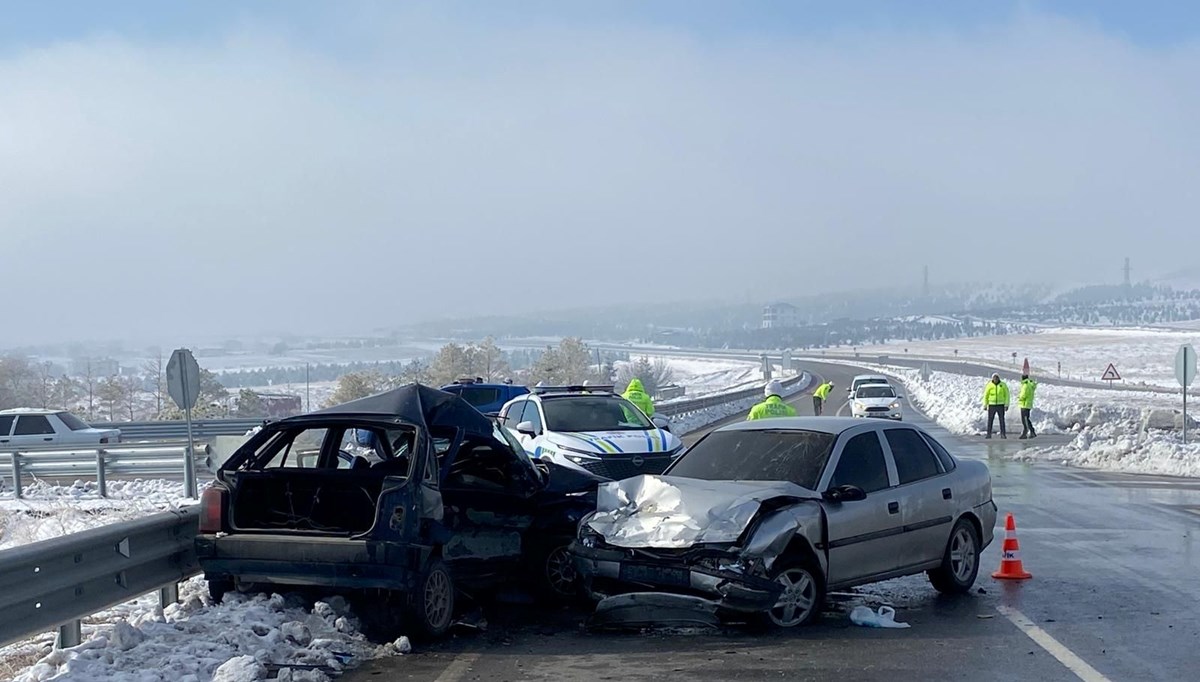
57,412,92,431
856,386,895,398
666,429,837,490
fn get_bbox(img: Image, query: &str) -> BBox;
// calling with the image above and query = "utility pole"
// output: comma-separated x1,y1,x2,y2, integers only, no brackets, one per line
305,363,311,412
1123,257,1131,288
922,265,930,298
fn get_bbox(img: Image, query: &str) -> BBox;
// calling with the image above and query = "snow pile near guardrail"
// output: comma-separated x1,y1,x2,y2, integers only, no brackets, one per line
672,372,810,435
0,479,195,551
9,577,403,682
1013,426,1200,478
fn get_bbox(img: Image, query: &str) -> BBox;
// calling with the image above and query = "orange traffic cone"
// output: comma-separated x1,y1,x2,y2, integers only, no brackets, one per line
991,513,1032,580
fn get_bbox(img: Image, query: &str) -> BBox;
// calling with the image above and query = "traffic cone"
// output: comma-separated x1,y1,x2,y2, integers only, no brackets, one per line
991,513,1032,580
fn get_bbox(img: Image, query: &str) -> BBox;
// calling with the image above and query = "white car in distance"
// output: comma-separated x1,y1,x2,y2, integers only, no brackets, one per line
849,384,904,420
0,409,121,448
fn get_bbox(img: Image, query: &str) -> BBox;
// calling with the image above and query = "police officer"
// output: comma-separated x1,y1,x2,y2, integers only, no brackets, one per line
1018,374,1038,439
622,378,655,417
982,373,1011,439
812,380,835,416
748,380,797,420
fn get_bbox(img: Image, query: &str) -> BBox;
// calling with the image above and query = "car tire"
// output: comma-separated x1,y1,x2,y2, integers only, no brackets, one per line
531,543,580,602
207,578,233,603
754,554,825,628
928,517,981,594
407,559,456,638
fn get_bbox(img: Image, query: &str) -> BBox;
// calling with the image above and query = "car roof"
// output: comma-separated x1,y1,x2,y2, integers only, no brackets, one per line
852,374,889,381
0,408,62,415
715,416,919,435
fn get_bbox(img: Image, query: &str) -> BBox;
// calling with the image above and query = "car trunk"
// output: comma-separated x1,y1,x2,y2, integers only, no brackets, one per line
228,470,391,536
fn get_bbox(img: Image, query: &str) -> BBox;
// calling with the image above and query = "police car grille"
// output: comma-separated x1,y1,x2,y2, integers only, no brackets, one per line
581,455,674,480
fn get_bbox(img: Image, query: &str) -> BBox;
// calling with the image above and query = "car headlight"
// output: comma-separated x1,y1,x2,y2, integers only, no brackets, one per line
854,402,864,409
561,445,601,463
890,401,901,409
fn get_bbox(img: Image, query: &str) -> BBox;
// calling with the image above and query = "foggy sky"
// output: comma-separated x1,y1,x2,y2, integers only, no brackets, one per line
2,4,1199,346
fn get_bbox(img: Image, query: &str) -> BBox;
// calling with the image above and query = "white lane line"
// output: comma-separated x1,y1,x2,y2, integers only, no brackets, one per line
996,605,1112,682
434,653,481,682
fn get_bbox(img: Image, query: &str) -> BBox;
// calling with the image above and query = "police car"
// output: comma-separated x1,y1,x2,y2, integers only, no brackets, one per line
499,384,683,480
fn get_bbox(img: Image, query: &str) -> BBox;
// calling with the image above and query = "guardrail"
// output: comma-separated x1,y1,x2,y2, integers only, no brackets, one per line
0,507,200,649
93,418,265,442
0,443,212,498
656,371,808,417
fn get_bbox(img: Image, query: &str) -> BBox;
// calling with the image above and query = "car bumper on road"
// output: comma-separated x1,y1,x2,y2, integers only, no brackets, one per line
571,542,782,614
196,533,424,590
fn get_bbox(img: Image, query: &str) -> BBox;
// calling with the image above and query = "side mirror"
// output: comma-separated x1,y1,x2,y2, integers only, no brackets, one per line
823,484,867,503
652,416,671,430
517,421,538,437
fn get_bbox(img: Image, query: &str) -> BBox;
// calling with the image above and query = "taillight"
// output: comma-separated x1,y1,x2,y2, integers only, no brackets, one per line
199,487,227,533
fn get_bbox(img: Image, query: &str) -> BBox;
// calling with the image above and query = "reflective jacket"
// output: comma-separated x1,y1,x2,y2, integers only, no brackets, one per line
982,381,1011,407
622,378,655,417
1018,379,1037,409
814,382,834,400
747,395,797,420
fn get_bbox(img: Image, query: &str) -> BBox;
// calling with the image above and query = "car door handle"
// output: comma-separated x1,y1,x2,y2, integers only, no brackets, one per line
43,438,53,442
942,488,953,500
888,501,900,515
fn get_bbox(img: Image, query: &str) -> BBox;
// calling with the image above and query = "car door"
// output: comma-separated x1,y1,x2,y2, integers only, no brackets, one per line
882,427,956,570
820,428,906,587
0,415,15,446
12,415,58,447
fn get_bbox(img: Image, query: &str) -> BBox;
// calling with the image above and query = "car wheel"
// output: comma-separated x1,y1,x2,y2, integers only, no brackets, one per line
207,578,233,603
407,559,455,637
928,518,980,594
757,556,824,628
538,543,580,601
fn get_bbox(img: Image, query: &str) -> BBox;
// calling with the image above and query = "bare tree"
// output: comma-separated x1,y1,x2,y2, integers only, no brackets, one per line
84,360,97,421
475,337,510,381
143,353,165,419
616,356,676,397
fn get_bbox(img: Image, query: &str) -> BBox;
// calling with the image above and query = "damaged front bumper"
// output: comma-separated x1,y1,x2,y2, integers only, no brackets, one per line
570,542,782,614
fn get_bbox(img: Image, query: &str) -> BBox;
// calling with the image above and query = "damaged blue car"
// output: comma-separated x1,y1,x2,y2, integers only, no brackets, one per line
196,385,601,637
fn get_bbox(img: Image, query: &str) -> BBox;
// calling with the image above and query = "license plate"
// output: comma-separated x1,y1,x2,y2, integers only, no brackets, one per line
620,563,691,587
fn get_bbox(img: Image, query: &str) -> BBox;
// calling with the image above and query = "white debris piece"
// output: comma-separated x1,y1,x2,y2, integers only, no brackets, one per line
212,656,266,682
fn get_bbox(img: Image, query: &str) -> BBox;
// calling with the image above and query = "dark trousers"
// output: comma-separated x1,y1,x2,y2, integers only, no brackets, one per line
1020,408,1036,437
813,396,823,415
987,405,1007,437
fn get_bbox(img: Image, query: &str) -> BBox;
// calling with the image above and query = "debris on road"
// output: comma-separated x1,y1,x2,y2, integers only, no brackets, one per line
588,593,721,631
849,606,911,629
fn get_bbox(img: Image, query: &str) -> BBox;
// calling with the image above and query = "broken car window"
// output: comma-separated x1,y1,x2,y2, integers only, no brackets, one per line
666,429,836,490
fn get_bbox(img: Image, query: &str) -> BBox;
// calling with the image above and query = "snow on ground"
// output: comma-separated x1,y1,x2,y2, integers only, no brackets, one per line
0,479,195,551
5,577,406,682
850,326,1199,388
670,372,810,435
622,356,764,399
839,360,1200,477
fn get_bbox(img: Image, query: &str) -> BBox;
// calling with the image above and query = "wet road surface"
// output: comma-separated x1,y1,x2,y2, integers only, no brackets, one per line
345,361,1199,681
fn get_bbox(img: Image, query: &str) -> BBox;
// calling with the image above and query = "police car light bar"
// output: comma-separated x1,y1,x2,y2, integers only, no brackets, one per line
532,384,615,394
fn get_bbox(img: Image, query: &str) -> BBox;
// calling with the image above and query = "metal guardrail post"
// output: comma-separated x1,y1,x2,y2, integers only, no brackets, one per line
159,582,180,610
57,620,82,649
96,449,108,498
12,453,22,499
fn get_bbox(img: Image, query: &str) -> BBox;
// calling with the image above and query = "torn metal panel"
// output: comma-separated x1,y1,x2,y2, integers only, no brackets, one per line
589,592,721,630
740,506,819,570
586,475,820,548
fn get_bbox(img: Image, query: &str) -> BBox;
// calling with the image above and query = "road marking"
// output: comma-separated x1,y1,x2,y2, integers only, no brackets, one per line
996,605,1112,682
433,653,481,682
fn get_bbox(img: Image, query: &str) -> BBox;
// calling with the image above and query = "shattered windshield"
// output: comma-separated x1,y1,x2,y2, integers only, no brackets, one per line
541,396,653,432
666,429,837,490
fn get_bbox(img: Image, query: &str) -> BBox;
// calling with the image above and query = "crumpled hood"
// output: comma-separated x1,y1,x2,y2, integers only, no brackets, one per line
550,429,680,456
586,475,820,548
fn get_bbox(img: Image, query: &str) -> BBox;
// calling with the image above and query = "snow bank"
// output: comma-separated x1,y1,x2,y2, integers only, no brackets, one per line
0,479,196,551
671,372,810,435
6,578,404,682
1014,428,1200,478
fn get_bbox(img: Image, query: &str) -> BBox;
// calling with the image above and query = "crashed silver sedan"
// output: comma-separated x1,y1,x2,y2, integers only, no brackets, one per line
571,417,997,628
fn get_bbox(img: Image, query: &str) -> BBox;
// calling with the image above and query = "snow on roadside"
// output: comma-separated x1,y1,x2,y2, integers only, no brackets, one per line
0,479,195,551
824,359,1200,477
671,372,810,435
7,577,405,682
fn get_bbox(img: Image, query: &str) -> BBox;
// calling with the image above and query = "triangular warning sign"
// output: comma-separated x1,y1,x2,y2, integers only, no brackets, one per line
1101,363,1121,381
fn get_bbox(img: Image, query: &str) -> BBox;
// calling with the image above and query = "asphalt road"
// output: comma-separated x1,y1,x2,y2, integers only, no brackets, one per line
345,360,1200,681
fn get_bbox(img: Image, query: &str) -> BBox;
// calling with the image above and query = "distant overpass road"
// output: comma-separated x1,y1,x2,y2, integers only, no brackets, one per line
347,359,1200,681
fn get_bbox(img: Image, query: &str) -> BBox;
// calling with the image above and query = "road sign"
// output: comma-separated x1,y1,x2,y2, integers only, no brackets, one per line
1176,344,1197,387
166,348,201,499
1101,363,1121,382
920,362,931,381
166,348,201,410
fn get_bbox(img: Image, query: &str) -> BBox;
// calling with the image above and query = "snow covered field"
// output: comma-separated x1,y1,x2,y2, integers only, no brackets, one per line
624,356,764,398
0,480,195,552
851,326,1199,388
5,579,407,682
848,361,1200,478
